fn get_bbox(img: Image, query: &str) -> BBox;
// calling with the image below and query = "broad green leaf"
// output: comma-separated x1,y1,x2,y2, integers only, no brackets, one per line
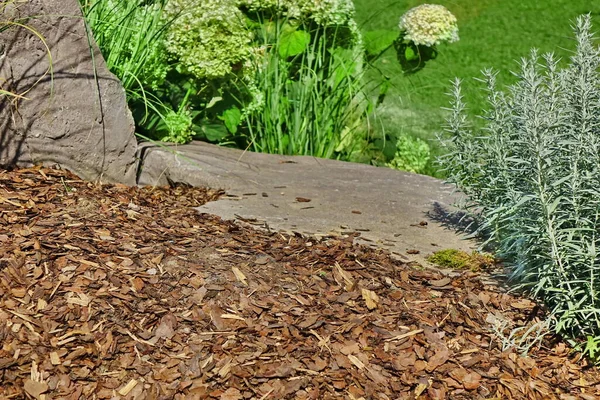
586,336,600,360
404,46,418,61
219,107,242,134
202,124,229,142
279,29,310,58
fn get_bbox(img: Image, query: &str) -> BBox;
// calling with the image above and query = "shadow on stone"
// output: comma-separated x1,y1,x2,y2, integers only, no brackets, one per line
426,201,502,256
0,0,138,184
427,201,481,236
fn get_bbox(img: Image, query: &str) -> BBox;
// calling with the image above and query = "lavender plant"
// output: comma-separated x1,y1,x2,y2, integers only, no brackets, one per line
440,14,600,357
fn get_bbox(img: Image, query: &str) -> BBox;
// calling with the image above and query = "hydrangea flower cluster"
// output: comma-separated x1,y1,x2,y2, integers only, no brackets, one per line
163,0,252,80
163,0,361,82
398,4,459,47
238,0,355,26
235,0,362,116
298,0,355,26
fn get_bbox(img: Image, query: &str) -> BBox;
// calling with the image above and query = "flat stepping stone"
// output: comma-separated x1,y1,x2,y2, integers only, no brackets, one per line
138,141,477,264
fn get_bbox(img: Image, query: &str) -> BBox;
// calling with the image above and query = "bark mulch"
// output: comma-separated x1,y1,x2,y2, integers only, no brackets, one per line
1,166,599,400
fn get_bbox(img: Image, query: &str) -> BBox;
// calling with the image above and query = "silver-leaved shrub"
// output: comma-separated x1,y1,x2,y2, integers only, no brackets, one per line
440,14,600,357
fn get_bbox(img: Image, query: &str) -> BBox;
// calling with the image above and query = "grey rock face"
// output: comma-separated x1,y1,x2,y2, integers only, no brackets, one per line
0,0,138,184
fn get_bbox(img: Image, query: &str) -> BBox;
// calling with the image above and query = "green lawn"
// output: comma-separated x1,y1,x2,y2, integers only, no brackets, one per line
353,0,600,175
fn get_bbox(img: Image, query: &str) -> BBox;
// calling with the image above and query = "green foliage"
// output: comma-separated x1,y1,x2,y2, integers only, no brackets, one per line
385,133,431,174
200,124,230,142
354,0,600,177
160,108,193,144
278,28,311,58
439,14,600,359
81,0,169,91
162,0,251,80
81,0,237,144
80,0,189,142
585,336,600,360
395,41,438,74
238,0,356,26
80,0,460,174
219,107,242,134
238,18,369,159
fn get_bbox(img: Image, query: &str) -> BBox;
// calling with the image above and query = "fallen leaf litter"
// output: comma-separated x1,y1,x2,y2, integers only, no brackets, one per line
0,167,599,399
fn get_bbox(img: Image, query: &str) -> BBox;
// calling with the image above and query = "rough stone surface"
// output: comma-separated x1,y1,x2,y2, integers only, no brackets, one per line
138,141,477,264
0,0,138,184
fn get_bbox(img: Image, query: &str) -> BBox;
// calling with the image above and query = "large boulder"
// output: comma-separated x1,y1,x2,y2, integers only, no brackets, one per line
0,0,138,184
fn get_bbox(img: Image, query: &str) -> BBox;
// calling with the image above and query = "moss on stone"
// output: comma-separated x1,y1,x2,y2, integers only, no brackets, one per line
426,249,495,272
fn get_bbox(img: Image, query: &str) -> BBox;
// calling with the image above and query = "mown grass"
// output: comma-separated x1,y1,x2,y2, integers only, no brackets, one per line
354,0,600,176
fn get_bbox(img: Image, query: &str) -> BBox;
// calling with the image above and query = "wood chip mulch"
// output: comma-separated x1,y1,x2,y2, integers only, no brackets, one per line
1,166,599,400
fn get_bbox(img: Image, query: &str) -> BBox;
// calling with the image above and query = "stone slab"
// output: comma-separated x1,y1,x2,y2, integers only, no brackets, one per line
138,141,477,264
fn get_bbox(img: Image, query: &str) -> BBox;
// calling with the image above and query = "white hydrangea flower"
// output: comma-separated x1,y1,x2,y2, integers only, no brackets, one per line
399,4,459,47
163,0,252,80
299,0,355,26
237,0,355,25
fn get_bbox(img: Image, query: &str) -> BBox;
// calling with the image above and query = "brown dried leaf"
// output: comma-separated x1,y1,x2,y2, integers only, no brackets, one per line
132,277,144,292
297,315,319,329
340,342,361,355
361,288,379,310
153,313,177,342
429,277,452,287
510,299,535,309
426,346,450,372
256,361,295,378
220,388,243,400
334,262,355,291
462,371,482,390
66,292,91,306
231,266,248,286
0,167,597,399
347,354,366,370
23,379,48,399
312,356,328,372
